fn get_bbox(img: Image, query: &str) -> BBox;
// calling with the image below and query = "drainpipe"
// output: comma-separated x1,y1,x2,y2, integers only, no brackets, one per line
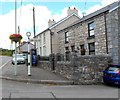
104,12,108,54
49,29,54,54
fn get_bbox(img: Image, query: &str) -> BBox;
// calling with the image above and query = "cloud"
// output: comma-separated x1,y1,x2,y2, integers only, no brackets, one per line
0,4,53,49
85,0,118,15
85,4,102,15
101,0,118,7
0,4,71,49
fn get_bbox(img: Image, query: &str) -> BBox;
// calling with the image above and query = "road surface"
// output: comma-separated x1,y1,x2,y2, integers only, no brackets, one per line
1,79,119,99
0,56,12,69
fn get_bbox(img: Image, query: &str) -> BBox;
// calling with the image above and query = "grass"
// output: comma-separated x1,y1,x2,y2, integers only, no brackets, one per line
0,48,13,56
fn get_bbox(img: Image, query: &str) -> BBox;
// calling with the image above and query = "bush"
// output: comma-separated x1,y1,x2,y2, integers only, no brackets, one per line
0,48,13,56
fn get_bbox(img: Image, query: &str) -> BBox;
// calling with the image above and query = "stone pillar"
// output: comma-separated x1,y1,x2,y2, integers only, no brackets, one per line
71,52,79,84
49,53,55,71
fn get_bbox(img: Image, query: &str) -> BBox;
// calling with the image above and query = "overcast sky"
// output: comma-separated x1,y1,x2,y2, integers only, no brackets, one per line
0,0,118,49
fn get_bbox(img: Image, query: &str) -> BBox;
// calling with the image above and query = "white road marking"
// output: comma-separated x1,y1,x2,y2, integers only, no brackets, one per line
0,59,11,69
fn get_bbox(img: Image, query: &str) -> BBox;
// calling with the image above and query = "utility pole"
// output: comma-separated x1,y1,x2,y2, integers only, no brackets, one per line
18,26,20,34
15,0,17,34
18,26,20,53
14,0,17,75
33,7,36,49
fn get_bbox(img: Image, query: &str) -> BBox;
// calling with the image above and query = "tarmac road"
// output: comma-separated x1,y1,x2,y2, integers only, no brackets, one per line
0,56,12,69
1,79,119,99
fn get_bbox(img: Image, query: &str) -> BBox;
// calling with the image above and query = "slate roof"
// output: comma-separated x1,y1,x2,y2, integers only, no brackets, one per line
34,13,81,38
57,1,119,33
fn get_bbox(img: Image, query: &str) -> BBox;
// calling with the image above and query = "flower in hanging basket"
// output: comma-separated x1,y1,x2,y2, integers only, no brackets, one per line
9,34,22,43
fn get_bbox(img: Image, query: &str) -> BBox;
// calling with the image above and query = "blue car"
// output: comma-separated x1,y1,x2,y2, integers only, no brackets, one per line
103,64,120,86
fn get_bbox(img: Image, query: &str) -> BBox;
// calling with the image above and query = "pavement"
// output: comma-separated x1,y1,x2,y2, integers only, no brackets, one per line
0,61,73,85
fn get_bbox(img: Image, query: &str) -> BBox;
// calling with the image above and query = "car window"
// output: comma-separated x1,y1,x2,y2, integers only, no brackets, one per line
108,67,118,72
14,54,24,58
17,55,23,57
107,65,120,72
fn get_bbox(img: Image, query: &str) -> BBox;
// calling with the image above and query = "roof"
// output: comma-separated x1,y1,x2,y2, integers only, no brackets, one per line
17,42,34,52
81,1,118,22
57,1,119,33
49,13,81,29
34,13,81,38
17,42,34,48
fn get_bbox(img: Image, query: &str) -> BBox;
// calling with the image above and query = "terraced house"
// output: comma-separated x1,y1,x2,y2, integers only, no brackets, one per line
57,1,120,64
34,7,80,56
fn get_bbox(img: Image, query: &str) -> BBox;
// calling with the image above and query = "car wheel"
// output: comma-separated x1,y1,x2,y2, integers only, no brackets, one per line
12,62,14,65
104,81,110,86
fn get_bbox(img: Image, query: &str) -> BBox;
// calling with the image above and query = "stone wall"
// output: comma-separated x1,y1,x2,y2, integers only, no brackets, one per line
38,53,112,85
55,54,111,84
38,61,51,71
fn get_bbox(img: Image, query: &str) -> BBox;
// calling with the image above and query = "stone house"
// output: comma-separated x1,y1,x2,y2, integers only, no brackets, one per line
34,7,81,56
57,1,120,64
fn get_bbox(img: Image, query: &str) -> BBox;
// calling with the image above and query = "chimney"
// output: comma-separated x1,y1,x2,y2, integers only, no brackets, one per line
67,7,78,16
48,19,56,27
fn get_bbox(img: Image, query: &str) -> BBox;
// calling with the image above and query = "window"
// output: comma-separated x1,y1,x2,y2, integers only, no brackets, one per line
39,47,42,55
88,22,94,37
65,31,69,43
43,46,46,56
88,42,95,55
65,47,69,51
65,51,70,61
65,47,70,61
71,45,75,52
36,42,38,48
80,44,85,55
40,35,42,46
43,33,46,44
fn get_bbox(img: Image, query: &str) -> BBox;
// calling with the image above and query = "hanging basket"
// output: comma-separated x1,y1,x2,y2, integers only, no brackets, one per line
9,34,22,43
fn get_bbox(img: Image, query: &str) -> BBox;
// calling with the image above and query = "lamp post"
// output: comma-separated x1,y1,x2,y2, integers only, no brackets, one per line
26,32,31,76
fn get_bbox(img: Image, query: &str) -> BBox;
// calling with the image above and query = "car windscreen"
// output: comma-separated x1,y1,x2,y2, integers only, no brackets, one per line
16,54,24,58
107,65,120,72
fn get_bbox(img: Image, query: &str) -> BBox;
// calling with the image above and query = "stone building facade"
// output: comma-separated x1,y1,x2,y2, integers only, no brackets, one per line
58,2,120,64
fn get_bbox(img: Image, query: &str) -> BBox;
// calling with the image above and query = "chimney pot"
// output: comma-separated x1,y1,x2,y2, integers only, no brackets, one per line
67,6,78,16
48,19,56,27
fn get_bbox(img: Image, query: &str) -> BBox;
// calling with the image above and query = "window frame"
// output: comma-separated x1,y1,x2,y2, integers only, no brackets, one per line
71,45,75,52
43,33,46,44
88,42,95,55
88,21,95,37
39,47,42,55
43,46,46,56
40,35,42,46
80,44,86,55
65,31,69,43
65,46,70,61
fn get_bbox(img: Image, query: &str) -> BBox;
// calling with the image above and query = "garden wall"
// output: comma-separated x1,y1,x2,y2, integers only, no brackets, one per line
38,53,112,84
